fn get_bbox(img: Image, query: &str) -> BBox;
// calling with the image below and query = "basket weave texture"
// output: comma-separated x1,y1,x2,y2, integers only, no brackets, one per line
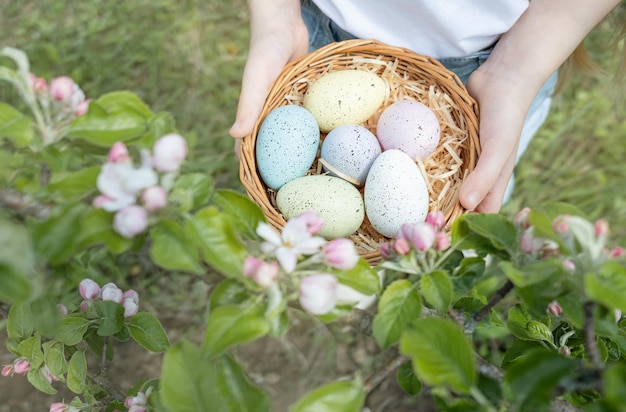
239,39,480,266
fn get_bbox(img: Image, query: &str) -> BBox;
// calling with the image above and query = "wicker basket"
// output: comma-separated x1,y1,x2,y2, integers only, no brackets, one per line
240,39,480,266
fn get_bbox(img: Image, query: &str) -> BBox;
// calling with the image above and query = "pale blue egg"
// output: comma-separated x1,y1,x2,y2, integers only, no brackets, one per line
256,105,320,190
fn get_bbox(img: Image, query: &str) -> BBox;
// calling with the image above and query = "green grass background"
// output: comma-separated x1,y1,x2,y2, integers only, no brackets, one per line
2,0,625,241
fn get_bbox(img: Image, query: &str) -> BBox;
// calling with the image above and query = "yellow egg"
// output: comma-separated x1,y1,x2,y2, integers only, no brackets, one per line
303,70,386,132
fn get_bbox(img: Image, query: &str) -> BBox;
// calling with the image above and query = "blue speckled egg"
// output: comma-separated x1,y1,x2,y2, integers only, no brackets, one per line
256,105,320,190
320,124,381,186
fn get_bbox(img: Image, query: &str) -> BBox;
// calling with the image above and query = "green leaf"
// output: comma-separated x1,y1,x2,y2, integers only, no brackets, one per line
161,341,270,412
31,203,86,265
18,335,43,369
397,362,422,396
400,317,476,393
46,166,100,202
67,349,87,394
128,311,170,353
585,261,626,312
169,172,214,212
66,91,151,145
420,270,453,312
372,279,421,349
335,258,381,296
188,206,247,278
506,304,554,343
213,189,266,239
7,302,34,340
0,102,34,147
500,259,565,288
27,366,57,395
504,349,577,411
149,219,204,274
1,47,30,74
30,295,62,337
290,378,365,412
451,213,517,259
76,208,133,254
0,220,35,304
95,300,124,337
202,304,269,358
55,317,90,346
603,363,626,409
209,279,251,311
43,340,66,379
501,339,544,369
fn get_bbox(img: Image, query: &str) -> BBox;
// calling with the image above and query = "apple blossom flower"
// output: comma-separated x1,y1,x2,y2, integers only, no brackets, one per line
520,227,545,255
299,274,338,315
513,207,532,230
29,73,48,94
393,238,410,255
379,241,392,259
324,238,359,270
74,99,90,116
123,297,139,318
57,304,68,316
547,300,563,317
123,289,139,302
243,256,279,288
297,211,325,235
397,222,436,251
113,205,149,238
152,133,188,172
101,282,124,304
107,142,130,163
562,259,576,273
425,211,446,231
13,358,30,375
50,76,75,101
610,247,626,259
594,219,609,239
141,186,168,211
1,365,13,377
79,278,101,300
434,231,451,251
552,215,570,236
49,403,67,412
257,218,326,274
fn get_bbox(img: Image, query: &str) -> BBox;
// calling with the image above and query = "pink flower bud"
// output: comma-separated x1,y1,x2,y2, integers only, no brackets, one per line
101,282,124,304
434,231,451,251
123,297,139,318
30,73,48,94
324,238,359,270
610,247,626,259
379,241,392,259
125,392,148,408
393,238,411,255
559,346,571,357
74,99,90,116
152,133,188,172
2,365,13,377
141,186,168,211
57,304,68,316
297,211,325,235
49,403,67,412
520,228,543,254
552,215,570,236
594,219,609,239
123,289,139,303
79,300,89,311
547,300,563,317
243,257,279,288
107,142,130,163
408,222,436,251
425,211,446,231
13,359,30,375
113,205,149,238
562,259,576,273
50,76,75,101
299,274,338,315
79,278,101,300
41,365,59,384
129,407,147,412
513,207,531,230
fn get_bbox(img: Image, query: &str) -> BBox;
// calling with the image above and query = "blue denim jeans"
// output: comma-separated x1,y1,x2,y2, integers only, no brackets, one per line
301,0,558,202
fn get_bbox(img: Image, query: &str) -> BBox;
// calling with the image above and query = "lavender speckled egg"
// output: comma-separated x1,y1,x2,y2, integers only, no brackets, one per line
376,100,441,160
364,149,429,238
320,124,381,186
303,70,386,132
256,105,320,190
276,175,365,238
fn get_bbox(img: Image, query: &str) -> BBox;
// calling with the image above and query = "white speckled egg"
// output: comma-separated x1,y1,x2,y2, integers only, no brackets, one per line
364,149,429,238
303,70,386,132
276,175,365,238
256,105,320,190
320,124,381,186
376,100,441,160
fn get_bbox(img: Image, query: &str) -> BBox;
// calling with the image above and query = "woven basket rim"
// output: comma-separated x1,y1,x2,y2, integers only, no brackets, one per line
239,39,480,266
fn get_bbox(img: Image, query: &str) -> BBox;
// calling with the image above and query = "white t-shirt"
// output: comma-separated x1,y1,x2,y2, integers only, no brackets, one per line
311,0,529,59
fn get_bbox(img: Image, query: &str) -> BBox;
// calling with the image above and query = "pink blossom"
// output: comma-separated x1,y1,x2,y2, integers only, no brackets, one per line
594,219,609,238
41,365,59,384
123,297,139,318
107,142,130,163
299,274,338,315
257,219,326,274
74,99,90,116
50,76,75,101
152,133,188,172
434,231,451,251
125,392,148,408
393,238,410,255
520,228,544,254
243,256,279,288
562,259,576,273
297,211,325,235
2,365,13,377
397,222,436,251
547,300,563,317
123,289,139,302
101,282,124,304
113,205,149,238
49,403,67,412
552,215,570,236
610,247,626,259
425,211,446,231
559,346,571,357
79,278,101,300
513,207,532,230
57,304,68,316
324,238,359,270
79,300,89,312
13,358,30,375
29,73,48,94
129,407,147,412
141,186,168,211
379,241,392,259
95,162,140,212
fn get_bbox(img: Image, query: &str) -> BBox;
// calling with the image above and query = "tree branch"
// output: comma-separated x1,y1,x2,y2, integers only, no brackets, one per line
472,280,514,324
363,351,410,395
0,189,51,219
583,301,602,368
